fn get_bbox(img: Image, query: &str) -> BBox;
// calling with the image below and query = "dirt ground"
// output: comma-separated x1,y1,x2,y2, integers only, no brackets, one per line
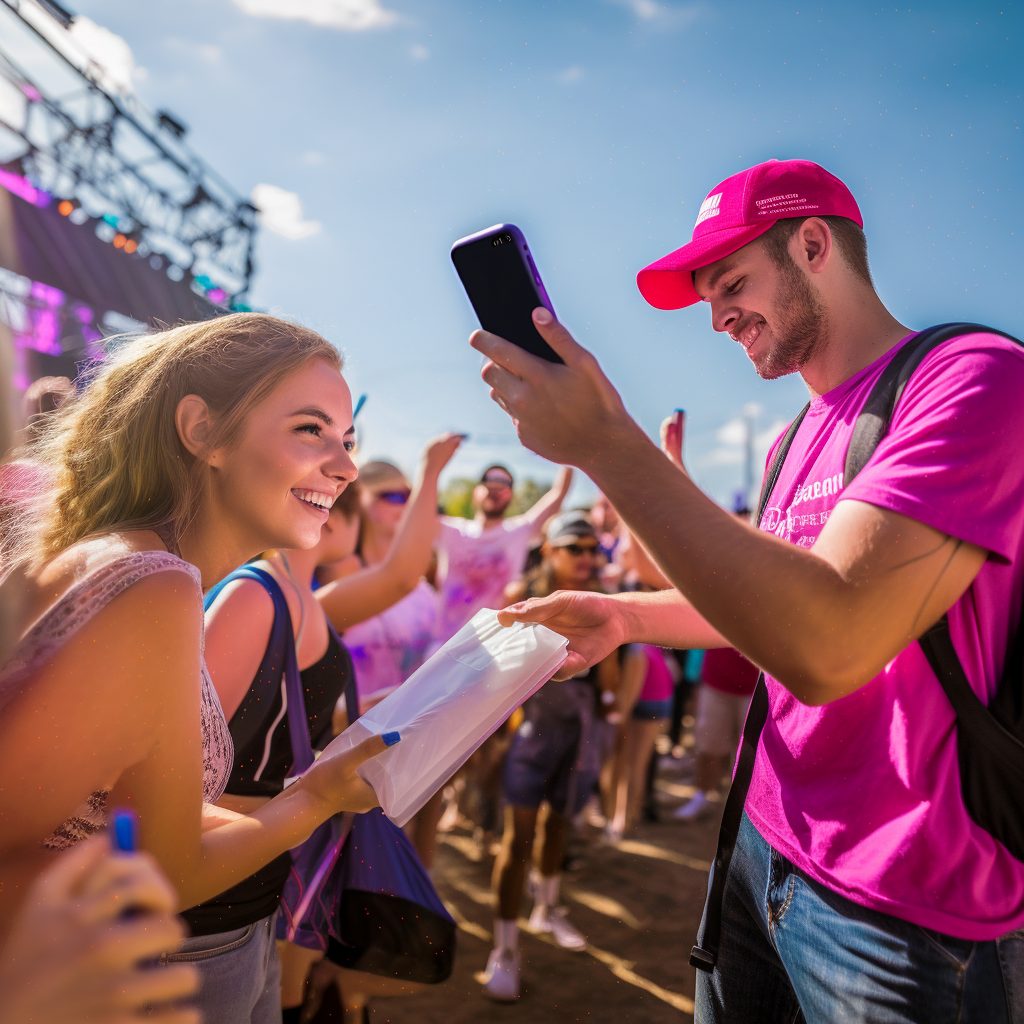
374,754,720,1024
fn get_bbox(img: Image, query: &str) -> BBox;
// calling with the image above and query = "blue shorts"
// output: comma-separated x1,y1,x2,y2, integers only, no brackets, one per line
632,698,672,721
503,682,599,818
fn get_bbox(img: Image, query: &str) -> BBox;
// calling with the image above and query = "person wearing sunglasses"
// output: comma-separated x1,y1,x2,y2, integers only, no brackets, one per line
482,511,620,1003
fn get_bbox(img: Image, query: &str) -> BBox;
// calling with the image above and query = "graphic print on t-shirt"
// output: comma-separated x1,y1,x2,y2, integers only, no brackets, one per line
761,470,844,546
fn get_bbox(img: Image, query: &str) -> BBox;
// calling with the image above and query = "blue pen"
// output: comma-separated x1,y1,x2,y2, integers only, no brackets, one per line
111,809,138,853
352,393,368,420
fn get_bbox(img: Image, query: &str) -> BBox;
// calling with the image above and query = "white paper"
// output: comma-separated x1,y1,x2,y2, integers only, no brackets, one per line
336,609,568,826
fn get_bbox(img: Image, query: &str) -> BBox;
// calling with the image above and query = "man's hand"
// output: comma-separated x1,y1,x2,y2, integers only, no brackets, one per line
498,590,627,680
471,308,644,470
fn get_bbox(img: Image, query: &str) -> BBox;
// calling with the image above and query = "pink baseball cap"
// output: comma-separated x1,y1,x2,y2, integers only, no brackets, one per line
636,159,863,310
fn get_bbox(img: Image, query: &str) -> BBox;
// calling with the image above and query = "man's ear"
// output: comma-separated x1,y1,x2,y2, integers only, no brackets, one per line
175,394,221,467
793,217,833,275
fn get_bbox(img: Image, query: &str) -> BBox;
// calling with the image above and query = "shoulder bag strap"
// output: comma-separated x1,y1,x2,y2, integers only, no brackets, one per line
205,564,315,776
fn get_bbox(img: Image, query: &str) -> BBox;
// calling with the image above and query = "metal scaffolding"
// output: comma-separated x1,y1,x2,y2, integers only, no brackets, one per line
0,0,256,305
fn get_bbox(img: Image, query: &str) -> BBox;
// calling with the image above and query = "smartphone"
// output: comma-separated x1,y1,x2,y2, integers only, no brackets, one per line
450,223,562,363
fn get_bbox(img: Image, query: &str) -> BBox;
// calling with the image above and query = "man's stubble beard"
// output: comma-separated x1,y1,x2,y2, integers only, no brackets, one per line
756,261,829,381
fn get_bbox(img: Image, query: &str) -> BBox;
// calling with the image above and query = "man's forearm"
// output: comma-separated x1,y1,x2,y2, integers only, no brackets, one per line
582,421,856,701
614,588,729,651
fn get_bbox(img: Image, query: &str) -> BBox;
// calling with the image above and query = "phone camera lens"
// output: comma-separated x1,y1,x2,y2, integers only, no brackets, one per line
503,234,512,243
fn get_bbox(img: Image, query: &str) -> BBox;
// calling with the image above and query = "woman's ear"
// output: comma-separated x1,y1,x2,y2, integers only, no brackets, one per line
175,394,221,467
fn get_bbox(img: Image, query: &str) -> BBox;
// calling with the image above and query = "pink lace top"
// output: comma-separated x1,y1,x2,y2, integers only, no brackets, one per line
0,550,233,849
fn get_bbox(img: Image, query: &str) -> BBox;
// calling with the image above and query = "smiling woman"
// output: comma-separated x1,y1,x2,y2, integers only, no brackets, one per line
0,313,393,1019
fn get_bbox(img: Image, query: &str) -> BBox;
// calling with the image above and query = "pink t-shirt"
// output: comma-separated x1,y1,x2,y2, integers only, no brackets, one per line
638,644,675,702
701,646,759,697
746,330,1024,941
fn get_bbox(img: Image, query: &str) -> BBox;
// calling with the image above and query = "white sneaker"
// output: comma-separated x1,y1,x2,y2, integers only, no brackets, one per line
481,947,520,1002
672,790,711,821
528,904,587,951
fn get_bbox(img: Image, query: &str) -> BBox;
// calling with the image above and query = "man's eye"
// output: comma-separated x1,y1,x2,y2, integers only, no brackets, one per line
297,423,322,437
725,278,743,295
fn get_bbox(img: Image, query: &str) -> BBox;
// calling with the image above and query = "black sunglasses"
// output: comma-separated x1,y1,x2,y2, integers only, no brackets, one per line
559,542,599,557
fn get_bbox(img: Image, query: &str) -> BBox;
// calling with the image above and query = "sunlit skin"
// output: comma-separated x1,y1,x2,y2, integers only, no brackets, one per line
693,237,829,382
181,356,358,585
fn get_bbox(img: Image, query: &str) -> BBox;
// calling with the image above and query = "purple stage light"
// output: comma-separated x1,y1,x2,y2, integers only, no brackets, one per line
0,168,52,208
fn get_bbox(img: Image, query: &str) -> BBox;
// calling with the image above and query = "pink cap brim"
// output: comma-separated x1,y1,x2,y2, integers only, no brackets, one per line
636,221,778,310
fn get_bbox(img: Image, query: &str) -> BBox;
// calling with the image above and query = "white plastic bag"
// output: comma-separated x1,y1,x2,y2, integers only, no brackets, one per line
337,609,568,826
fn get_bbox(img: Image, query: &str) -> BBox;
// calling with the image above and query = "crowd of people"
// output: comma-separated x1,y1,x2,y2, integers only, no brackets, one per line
0,154,1021,1024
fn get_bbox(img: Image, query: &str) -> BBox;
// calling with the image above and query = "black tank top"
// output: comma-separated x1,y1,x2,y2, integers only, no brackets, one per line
182,626,353,936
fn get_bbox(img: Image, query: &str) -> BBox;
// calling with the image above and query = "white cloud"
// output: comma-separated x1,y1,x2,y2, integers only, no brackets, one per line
233,0,400,31
67,16,145,94
409,43,430,61
699,413,788,473
557,65,585,85
609,0,704,28
251,183,321,240
716,416,747,446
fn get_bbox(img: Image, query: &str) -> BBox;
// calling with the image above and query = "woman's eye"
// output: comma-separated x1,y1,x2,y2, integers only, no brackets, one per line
343,439,356,453
297,423,322,437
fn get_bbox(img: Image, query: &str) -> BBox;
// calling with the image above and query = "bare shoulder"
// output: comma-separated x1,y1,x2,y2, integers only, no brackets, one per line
17,531,186,641
205,571,275,627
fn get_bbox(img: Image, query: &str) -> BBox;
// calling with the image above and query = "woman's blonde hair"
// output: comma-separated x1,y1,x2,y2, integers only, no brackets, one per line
3,312,341,572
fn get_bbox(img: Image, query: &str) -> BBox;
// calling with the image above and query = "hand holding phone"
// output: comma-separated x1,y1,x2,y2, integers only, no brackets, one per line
451,223,563,363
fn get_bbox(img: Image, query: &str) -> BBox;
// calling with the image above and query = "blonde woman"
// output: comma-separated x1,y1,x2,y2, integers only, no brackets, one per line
0,314,394,1012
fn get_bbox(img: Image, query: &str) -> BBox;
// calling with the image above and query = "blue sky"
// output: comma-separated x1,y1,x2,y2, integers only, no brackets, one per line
63,0,1024,506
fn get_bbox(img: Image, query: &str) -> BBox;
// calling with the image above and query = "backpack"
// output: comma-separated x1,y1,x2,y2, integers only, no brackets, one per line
692,322,1024,973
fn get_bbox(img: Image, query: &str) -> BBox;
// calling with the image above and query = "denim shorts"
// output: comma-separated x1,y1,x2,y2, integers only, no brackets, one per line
162,912,281,1024
632,698,672,721
503,699,597,818
695,813,1022,1024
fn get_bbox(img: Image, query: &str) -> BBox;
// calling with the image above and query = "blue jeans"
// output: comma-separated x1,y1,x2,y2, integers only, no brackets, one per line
162,913,282,1024
695,814,1024,1023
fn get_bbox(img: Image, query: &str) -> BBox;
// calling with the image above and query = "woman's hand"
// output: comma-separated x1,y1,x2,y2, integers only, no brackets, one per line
298,731,398,817
499,590,629,680
420,432,464,480
659,409,688,474
0,835,199,1024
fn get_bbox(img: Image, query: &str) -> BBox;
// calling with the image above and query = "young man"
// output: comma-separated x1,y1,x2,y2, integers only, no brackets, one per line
470,158,1024,1022
434,463,573,642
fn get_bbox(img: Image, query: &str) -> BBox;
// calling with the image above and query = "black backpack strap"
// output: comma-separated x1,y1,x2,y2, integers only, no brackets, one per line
690,405,808,972
845,323,1018,484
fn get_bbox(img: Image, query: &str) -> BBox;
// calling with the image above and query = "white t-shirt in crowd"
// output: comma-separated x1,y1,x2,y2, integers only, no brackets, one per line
344,579,440,700
434,516,538,642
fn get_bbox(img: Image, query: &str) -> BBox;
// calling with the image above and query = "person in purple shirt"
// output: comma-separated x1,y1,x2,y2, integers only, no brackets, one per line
469,158,1024,1022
